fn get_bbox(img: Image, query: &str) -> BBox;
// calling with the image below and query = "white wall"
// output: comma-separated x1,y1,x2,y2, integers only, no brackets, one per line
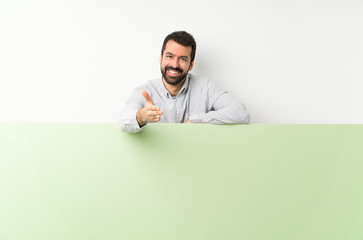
1,0,362,123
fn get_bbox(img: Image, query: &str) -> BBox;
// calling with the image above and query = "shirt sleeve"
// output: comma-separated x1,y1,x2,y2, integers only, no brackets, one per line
119,87,146,133
188,79,250,124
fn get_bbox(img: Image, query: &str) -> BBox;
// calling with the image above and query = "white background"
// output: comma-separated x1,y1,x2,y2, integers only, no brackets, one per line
1,0,362,123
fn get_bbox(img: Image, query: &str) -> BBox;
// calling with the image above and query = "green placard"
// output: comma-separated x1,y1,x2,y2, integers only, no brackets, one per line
0,123,362,240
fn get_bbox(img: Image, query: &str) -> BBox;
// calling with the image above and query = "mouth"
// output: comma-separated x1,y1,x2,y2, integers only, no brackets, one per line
166,67,182,77
167,70,180,77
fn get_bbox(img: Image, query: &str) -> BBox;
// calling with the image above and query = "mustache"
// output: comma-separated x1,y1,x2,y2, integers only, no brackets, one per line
165,66,183,73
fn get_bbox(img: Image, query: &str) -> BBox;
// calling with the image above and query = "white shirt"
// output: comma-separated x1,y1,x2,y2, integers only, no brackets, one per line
119,74,250,132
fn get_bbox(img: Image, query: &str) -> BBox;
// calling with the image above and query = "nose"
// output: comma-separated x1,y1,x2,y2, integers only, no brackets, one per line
170,57,180,68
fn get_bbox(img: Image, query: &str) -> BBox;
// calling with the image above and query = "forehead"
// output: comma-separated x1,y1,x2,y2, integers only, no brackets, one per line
163,40,192,57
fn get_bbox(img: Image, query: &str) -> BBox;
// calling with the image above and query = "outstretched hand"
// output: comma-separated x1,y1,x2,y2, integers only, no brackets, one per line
136,90,163,127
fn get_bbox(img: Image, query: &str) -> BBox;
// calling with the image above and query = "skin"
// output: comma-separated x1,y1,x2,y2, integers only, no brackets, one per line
136,40,194,127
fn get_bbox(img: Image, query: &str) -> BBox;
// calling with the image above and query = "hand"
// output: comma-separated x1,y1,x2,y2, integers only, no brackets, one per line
186,119,191,123
136,90,163,127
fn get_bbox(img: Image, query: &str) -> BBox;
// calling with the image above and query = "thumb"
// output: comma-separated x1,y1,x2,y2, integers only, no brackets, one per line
141,90,154,105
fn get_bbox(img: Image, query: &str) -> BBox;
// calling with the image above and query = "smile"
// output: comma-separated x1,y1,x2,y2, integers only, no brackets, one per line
166,68,182,77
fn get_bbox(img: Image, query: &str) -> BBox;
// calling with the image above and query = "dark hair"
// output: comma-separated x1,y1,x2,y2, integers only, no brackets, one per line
161,31,197,62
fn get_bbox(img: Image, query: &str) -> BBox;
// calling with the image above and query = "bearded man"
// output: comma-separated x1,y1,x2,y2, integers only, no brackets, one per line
119,31,250,133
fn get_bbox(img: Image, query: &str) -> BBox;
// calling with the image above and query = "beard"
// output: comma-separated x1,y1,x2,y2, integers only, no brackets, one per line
161,66,189,86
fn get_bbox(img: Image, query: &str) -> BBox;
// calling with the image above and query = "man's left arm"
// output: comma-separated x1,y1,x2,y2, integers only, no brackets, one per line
188,80,250,124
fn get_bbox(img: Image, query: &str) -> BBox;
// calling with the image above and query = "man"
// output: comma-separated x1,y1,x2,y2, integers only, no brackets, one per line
119,31,250,133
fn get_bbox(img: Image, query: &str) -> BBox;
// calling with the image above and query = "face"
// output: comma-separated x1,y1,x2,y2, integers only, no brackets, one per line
160,40,194,86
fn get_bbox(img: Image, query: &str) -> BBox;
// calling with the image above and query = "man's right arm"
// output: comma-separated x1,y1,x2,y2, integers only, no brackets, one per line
119,88,163,133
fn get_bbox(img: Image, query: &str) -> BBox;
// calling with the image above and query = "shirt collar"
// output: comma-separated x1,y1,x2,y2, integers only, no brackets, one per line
159,74,191,98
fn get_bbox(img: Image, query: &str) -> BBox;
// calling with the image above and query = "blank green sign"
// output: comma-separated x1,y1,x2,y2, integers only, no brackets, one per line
0,124,362,240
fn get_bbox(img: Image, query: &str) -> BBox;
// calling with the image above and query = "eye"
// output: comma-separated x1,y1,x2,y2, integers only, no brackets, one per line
166,55,172,59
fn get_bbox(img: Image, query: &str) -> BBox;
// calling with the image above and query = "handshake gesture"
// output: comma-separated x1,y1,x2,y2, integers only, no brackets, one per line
136,90,191,127
136,90,163,127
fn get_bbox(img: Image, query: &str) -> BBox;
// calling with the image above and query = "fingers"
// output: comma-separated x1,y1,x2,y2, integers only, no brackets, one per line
145,101,161,112
149,109,162,122
142,90,154,105
141,109,161,123
151,114,161,122
146,109,162,117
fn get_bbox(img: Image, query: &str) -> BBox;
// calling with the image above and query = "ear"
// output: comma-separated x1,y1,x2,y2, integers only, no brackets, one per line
189,61,194,71
159,55,162,65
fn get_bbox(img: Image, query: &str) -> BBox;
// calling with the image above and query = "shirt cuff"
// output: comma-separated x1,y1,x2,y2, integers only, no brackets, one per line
119,110,143,133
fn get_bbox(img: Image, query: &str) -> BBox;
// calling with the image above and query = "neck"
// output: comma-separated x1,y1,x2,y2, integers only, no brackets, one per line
162,78,186,97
